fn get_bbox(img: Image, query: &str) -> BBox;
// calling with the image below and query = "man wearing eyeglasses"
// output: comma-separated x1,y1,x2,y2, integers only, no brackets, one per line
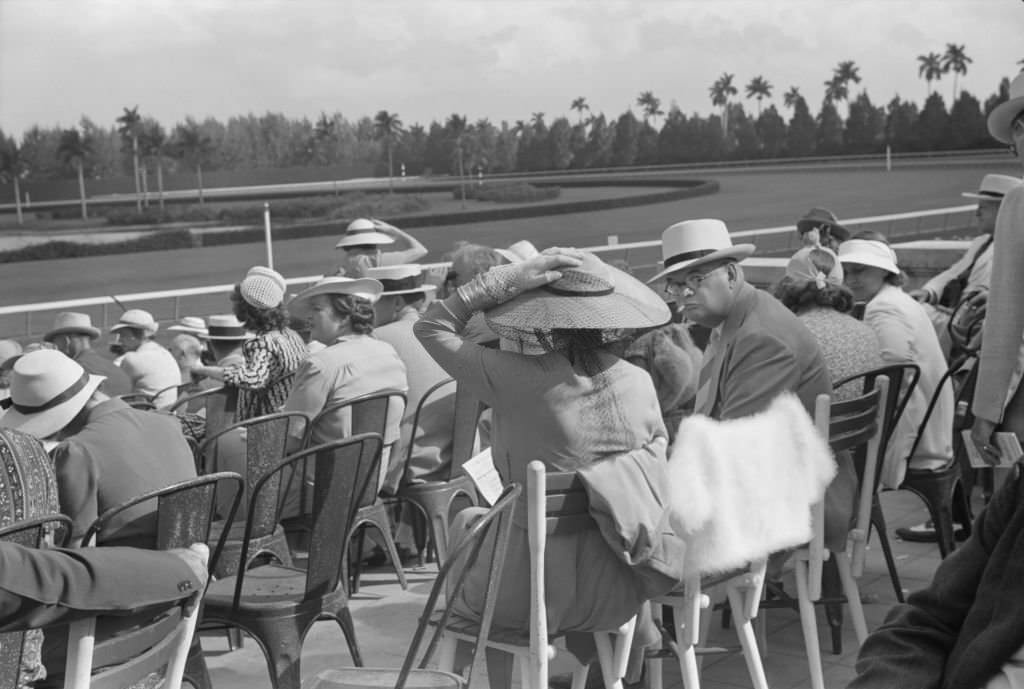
648,218,830,422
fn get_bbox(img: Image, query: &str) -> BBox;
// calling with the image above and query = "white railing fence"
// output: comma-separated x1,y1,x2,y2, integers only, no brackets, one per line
0,204,976,342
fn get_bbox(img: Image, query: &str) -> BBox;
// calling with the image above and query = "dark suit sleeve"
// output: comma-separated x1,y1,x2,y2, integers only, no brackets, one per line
848,467,1021,689
0,543,201,632
717,330,802,421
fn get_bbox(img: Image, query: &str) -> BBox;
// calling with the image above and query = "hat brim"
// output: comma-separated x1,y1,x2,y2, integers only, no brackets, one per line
110,322,158,335
647,244,756,284
43,326,100,342
167,325,209,337
206,333,253,341
380,284,437,297
289,278,383,307
486,264,671,334
796,218,850,240
0,374,104,440
839,252,900,276
961,192,1005,201
335,232,396,249
988,95,1024,144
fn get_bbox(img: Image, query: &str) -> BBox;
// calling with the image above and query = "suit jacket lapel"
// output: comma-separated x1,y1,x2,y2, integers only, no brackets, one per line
696,283,758,417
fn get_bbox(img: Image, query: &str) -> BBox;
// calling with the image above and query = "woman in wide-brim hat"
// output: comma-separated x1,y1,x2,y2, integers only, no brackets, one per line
414,248,680,684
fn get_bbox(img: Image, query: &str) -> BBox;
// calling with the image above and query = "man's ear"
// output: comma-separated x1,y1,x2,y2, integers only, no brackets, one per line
726,262,739,285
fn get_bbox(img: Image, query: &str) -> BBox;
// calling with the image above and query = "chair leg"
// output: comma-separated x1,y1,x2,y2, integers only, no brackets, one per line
673,601,701,689
571,663,591,689
725,585,769,689
794,561,826,689
594,632,623,689
822,558,844,655
183,636,212,689
833,551,869,645
247,622,304,689
929,496,957,558
871,500,905,603
334,608,363,666
350,527,367,594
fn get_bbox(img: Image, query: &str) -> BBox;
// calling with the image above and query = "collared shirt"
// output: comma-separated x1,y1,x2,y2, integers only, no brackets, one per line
118,340,181,407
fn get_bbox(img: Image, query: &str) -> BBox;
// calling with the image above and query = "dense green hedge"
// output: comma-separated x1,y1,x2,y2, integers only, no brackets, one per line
0,229,195,263
452,181,561,203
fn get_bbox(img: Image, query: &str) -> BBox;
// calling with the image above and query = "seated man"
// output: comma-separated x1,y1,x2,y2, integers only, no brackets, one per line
0,350,197,546
110,309,180,407
44,313,133,397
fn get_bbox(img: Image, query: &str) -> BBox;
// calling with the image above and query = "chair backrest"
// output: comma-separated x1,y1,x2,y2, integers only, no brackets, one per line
0,515,73,689
397,377,457,481
230,433,384,610
198,411,309,536
117,393,157,411
81,472,244,574
167,385,238,434
396,483,520,689
452,382,489,476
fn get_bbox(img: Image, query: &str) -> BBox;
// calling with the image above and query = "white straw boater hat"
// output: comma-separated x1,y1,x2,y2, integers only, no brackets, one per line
987,71,1024,144
334,218,396,249
648,219,756,284
109,309,160,335
485,251,670,338
363,264,437,296
0,350,105,439
205,314,251,341
44,312,101,342
289,276,384,308
838,239,900,275
962,173,1021,200
167,316,209,337
496,240,540,264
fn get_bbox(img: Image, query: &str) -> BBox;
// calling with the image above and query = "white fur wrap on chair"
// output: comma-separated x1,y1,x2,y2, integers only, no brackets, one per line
666,392,836,578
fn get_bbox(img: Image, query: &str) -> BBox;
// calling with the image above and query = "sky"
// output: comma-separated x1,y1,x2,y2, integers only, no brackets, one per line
1,0,1021,138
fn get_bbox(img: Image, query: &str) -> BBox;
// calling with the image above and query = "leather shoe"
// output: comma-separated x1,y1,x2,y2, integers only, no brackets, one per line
895,520,968,543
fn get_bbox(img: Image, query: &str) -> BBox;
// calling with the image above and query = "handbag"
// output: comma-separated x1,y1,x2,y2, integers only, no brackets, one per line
939,235,994,308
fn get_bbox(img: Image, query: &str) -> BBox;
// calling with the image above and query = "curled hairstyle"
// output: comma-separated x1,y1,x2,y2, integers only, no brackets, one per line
775,249,856,314
327,294,375,335
231,284,288,332
849,230,905,286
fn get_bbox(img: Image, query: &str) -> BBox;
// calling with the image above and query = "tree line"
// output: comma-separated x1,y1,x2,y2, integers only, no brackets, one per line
0,50,1020,221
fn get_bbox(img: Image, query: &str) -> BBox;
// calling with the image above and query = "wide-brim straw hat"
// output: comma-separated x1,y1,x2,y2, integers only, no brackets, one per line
988,71,1024,144
334,218,396,249
43,312,101,342
962,173,1022,200
289,276,384,308
648,219,755,284
363,265,437,296
796,207,849,241
167,316,209,337
485,252,671,337
496,240,540,264
838,238,900,275
0,350,104,440
110,308,159,335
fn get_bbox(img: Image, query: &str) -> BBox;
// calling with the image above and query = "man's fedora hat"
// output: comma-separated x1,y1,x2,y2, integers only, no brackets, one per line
648,219,756,284
363,264,437,296
486,251,670,337
988,71,1024,144
796,207,850,241
962,173,1022,200
0,350,105,439
44,312,101,342
496,240,540,264
167,316,209,337
289,276,384,308
205,315,250,341
109,309,159,335
334,218,396,249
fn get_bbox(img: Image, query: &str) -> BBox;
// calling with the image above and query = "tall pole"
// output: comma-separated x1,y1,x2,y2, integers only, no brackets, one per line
263,202,274,269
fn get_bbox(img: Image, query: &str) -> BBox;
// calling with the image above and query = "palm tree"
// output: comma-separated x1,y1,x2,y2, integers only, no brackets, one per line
446,114,469,205
171,120,212,205
745,76,773,116
636,91,664,126
373,110,405,193
570,97,589,125
709,72,738,136
783,86,802,110
917,52,944,97
824,75,849,107
835,60,861,88
139,120,167,212
0,136,27,226
530,112,546,130
56,128,93,220
513,120,527,137
115,106,143,212
942,43,973,102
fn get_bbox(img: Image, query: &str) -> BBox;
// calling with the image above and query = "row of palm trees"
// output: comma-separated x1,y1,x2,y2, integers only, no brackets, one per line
917,44,973,101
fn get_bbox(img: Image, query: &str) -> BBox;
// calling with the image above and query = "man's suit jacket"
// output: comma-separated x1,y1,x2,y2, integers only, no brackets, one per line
0,543,202,632
697,281,830,420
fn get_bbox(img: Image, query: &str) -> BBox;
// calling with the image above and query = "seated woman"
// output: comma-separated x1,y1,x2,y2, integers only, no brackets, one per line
839,233,955,490
192,266,309,421
282,276,408,479
414,248,681,687
775,247,885,551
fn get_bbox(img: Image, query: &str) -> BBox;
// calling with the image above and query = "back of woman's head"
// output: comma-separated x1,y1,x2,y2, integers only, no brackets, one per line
328,294,375,334
776,248,855,314
231,285,288,332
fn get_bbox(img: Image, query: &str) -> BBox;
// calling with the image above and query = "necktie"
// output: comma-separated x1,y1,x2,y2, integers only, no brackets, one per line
694,329,722,413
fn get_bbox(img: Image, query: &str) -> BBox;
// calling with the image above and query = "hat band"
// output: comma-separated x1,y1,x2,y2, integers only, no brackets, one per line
379,276,424,292
10,370,91,415
208,325,246,338
347,227,379,235
541,284,614,297
664,248,717,269
977,191,1004,199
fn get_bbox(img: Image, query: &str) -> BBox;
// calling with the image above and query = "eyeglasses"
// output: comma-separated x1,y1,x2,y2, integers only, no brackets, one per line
664,265,725,295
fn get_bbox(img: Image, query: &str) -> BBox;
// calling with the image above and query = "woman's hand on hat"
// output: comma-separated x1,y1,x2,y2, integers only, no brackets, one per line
457,247,583,311
516,248,584,290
